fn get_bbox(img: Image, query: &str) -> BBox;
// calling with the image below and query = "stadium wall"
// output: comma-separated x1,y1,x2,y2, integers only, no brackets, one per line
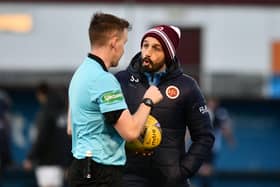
1,3,280,96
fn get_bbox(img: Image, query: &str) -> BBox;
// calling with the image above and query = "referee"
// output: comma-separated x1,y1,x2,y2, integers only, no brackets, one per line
67,13,163,187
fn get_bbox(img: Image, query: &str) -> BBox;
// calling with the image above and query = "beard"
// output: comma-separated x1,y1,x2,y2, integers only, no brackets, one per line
141,57,165,73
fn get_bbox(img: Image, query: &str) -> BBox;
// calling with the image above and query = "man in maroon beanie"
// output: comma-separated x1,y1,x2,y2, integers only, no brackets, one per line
115,25,215,187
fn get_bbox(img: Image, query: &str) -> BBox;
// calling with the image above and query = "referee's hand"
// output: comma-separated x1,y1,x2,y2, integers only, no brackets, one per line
143,85,163,105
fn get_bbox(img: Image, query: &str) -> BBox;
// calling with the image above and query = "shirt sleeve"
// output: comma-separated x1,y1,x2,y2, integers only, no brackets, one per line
103,109,125,126
92,73,127,114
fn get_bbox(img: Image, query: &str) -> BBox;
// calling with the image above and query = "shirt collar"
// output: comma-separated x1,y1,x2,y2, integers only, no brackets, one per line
88,53,108,72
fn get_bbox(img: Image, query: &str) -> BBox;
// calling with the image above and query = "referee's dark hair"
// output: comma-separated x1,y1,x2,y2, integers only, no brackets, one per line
88,12,131,47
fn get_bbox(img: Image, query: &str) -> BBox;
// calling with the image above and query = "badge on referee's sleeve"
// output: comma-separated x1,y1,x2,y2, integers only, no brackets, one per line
100,90,124,104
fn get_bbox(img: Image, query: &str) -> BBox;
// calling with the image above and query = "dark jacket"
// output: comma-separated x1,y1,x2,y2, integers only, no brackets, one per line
115,53,215,186
0,91,12,172
0,119,11,171
27,91,71,167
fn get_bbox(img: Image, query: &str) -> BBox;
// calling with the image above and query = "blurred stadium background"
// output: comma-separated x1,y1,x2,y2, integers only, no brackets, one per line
0,0,280,186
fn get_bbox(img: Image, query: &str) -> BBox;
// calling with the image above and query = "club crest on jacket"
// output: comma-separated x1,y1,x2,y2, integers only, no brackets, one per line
165,85,180,99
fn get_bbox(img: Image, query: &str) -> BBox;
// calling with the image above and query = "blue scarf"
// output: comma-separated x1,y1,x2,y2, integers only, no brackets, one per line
144,71,166,86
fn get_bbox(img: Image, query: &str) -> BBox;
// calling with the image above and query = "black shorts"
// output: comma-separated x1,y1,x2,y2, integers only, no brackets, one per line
68,158,123,187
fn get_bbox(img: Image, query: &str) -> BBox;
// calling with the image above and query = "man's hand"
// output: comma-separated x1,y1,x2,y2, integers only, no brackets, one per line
143,85,163,105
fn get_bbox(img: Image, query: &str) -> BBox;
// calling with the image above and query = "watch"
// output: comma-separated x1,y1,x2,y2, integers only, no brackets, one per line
142,98,154,108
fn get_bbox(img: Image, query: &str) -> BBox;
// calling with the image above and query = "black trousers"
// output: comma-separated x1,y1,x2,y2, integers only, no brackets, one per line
123,173,191,187
122,153,190,187
68,158,123,187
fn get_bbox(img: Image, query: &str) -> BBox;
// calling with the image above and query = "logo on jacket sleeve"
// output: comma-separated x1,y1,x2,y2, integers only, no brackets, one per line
165,85,180,99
